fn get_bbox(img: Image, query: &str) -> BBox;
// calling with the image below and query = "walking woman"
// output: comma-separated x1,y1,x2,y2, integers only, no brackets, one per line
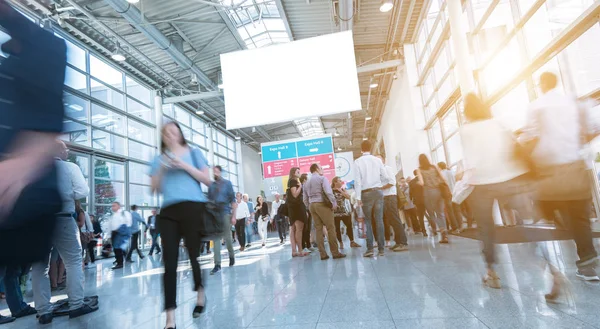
416,154,450,244
256,196,270,247
287,167,308,257
331,177,361,249
150,121,212,329
460,93,532,289
299,173,313,252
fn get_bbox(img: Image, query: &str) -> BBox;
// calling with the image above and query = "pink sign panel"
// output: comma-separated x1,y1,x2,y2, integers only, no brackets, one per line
298,153,336,181
263,158,298,179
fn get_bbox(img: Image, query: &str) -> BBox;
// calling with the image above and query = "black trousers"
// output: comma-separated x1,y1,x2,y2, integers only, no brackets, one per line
87,241,96,263
334,215,354,243
276,216,287,240
159,202,204,310
114,249,124,266
415,202,427,233
235,219,246,247
126,231,143,260
302,212,312,249
404,208,419,232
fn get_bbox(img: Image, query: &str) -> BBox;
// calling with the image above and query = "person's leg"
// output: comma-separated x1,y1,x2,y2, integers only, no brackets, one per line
235,219,246,248
158,210,182,316
334,216,343,244
318,206,341,256
303,214,311,249
371,215,378,243
245,221,253,245
310,204,327,258
416,204,427,234
384,196,408,246
444,198,460,231
559,200,598,269
341,216,355,242
468,186,497,269
382,207,391,245
3,267,28,316
87,241,96,263
277,219,285,242
452,203,464,230
224,222,235,260
31,252,53,316
52,216,85,311
372,192,385,252
289,221,297,254
126,232,137,261
213,235,222,266
295,221,305,254
362,194,376,251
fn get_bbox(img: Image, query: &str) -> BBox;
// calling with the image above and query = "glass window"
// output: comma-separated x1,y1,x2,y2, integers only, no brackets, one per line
557,24,600,96
481,37,521,95
422,71,435,103
91,78,124,109
64,92,89,123
65,66,87,93
129,184,156,207
442,107,459,136
174,106,191,126
94,180,125,206
90,55,123,90
229,161,238,174
92,129,127,155
430,120,443,147
472,0,498,27
438,73,455,104
217,131,227,146
128,140,155,162
191,117,205,135
65,39,86,71
181,125,192,141
127,97,154,123
94,159,125,181
446,132,463,165
491,82,530,131
192,133,206,148
127,119,155,143
129,162,151,185
67,153,90,179
162,104,174,118
433,45,450,83
91,104,126,135
61,120,90,147
433,146,446,164
126,76,153,106
228,149,236,161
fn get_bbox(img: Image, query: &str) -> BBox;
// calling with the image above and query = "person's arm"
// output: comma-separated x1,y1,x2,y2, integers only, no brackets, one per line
339,189,351,200
70,163,90,200
437,167,448,184
382,166,395,190
322,177,337,208
291,184,302,198
354,161,363,202
76,210,85,228
150,157,167,193
303,183,309,208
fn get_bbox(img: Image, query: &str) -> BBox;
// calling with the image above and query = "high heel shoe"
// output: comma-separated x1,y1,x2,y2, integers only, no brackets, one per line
192,296,207,318
164,326,176,329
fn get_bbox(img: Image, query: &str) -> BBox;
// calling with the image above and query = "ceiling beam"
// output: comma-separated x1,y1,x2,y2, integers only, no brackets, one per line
357,59,403,74
163,91,223,104
274,0,294,40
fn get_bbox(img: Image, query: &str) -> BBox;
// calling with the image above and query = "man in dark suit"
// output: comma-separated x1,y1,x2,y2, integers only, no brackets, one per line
409,170,431,236
146,208,161,256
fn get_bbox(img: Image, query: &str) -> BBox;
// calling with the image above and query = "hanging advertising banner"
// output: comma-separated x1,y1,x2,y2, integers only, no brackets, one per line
334,151,355,190
261,135,335,198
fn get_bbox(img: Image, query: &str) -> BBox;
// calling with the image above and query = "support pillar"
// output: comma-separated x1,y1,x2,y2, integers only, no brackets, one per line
154,94,163,153
447,0,475,95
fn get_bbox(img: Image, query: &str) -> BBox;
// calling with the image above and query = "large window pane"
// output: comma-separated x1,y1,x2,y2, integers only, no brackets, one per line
162,104,174,118
430,121,443,147
129,184,156,207
128,140,155,162
558,24,600,96
433,45,450,83
61,120,90,147
491,82,530,131
65,66,87,93
90,55,123,90
191,117,205,135
127,119,155,143
442,107,459,136
91,104,126,135
446,133,463,165
174,106,191,126
433,146,446,164
192,133,206,148
472,0,496,27
65,39,86,71
94,180,125,205
91,78,124,109
481,38,521,94
437,72,455,104
126,76,153,106
94,159,125,181
92,129,127,155
129,162,152,185
127,97,153,123
64,92,89,123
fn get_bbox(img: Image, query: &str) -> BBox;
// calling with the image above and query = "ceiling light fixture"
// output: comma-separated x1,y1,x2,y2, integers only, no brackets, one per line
380,0,393,12
349,140,353,146
126,0,140,3
363,137,368,141
235,135,241,140
369,82,378,89
195,110,205,115
111,43,126,62
365,116,372,121
337,147,342,151
334,129,340,137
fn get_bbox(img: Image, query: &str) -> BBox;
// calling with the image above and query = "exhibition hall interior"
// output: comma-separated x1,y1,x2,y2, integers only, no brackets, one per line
1,0,600,328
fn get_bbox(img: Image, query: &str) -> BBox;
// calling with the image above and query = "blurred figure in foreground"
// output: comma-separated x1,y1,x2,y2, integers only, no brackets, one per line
0,0,65,266
460,93,533,289
521,72,600,298
108,202,132,270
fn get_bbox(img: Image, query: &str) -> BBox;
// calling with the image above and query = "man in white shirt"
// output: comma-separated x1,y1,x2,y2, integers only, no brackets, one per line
376,156,408,252
523,72,599,282
32,140,96,324
234,193,251,251
109,202,132,270
354,140,393,257
271,193,286,244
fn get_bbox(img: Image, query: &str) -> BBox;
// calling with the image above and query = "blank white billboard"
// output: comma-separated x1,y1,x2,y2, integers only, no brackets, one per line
220,31,361,130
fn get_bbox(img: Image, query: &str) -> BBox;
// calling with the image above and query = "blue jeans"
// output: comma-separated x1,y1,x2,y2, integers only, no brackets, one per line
383,196,408,245
363,190,385,251
0,266,29,316
245,221,253,244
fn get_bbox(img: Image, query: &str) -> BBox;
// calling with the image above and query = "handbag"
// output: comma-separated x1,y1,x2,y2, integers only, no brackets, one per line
189,148,226,238
452,178,474,204
322,190,333,209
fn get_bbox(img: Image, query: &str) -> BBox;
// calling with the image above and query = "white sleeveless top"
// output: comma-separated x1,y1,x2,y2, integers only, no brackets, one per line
460,119,529,186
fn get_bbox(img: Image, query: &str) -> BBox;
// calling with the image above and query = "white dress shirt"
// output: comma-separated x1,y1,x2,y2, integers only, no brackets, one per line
382,165,397,197
235,200,250,219
354,153,392,201
271,200,283,216
524,89,600,166
109,209,132,232
56,159,90,214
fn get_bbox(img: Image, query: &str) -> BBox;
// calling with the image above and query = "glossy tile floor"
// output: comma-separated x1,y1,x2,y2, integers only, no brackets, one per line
2,232,600,329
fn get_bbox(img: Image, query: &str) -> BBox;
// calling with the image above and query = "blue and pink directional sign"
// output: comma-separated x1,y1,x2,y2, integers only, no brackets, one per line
261,135,335,182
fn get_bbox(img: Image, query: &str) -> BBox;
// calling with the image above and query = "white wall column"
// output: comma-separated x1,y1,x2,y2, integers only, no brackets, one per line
236,140,245,193
207,124,215,169
154,94,163,152
447,0,475,94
